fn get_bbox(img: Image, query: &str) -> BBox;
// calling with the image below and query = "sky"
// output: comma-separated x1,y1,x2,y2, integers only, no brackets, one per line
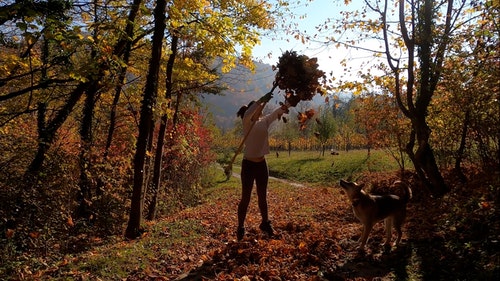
251,0,382,85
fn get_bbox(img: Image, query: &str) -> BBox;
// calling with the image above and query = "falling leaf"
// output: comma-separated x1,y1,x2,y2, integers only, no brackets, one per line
480,201,490,209
6,228,14,238
297,112,308,124
67,216,74,227
299,241,308,253
59,259,69,267
305,109,315,118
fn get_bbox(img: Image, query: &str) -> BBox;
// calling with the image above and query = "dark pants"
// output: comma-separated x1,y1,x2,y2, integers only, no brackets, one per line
238,159,269,228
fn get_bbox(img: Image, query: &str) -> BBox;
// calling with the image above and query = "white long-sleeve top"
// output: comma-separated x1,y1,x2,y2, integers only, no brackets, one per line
242,101,286,159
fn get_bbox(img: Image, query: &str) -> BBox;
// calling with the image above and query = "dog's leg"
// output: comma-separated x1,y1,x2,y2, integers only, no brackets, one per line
384,218,393,248
359,223,373,249
394,229,402,246
393,211,406,246
394,219,403,246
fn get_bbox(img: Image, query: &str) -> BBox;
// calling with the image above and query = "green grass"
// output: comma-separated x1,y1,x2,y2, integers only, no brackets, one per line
47,219,207,280
264,149,404,184
223,149,405,185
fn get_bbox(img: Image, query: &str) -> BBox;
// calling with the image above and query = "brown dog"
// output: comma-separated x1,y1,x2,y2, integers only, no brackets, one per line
339,179,412,250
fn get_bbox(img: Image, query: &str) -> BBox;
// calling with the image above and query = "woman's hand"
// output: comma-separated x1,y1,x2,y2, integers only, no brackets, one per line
280,102,290,113
259,92,273,103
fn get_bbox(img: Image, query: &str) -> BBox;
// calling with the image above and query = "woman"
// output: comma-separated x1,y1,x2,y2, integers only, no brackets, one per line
236,92,289,240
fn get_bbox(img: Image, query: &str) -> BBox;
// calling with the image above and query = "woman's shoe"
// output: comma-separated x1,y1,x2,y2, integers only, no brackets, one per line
259,220,274,236
236,226,245,241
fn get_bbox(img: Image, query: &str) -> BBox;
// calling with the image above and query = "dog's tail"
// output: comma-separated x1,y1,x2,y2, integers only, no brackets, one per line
394,180,412,203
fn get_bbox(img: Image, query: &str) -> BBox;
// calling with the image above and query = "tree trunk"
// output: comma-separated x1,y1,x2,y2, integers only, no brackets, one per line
410,0,449,197
415,141,449,196
27,102,48,179
147,35,178,221
454,110,470,183
78,1,101,217
385,0,453,197
77,79,98,218
104,80,123,159
143,119,155,216
125,0,167,239
26,83,89,174
409,115,449,197
146,115,166,220
104,0,142,158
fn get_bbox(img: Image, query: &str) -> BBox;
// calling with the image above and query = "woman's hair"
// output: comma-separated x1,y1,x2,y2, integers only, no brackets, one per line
237,101,255,119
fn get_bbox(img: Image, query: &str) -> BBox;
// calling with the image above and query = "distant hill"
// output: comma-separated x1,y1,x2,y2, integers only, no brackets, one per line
200,61,278,130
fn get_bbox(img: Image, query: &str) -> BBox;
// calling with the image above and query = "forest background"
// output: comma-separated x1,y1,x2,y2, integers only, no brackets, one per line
0,0,499,280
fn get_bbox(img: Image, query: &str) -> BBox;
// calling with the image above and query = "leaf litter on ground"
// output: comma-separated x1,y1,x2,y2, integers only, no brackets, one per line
16,169,500,281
